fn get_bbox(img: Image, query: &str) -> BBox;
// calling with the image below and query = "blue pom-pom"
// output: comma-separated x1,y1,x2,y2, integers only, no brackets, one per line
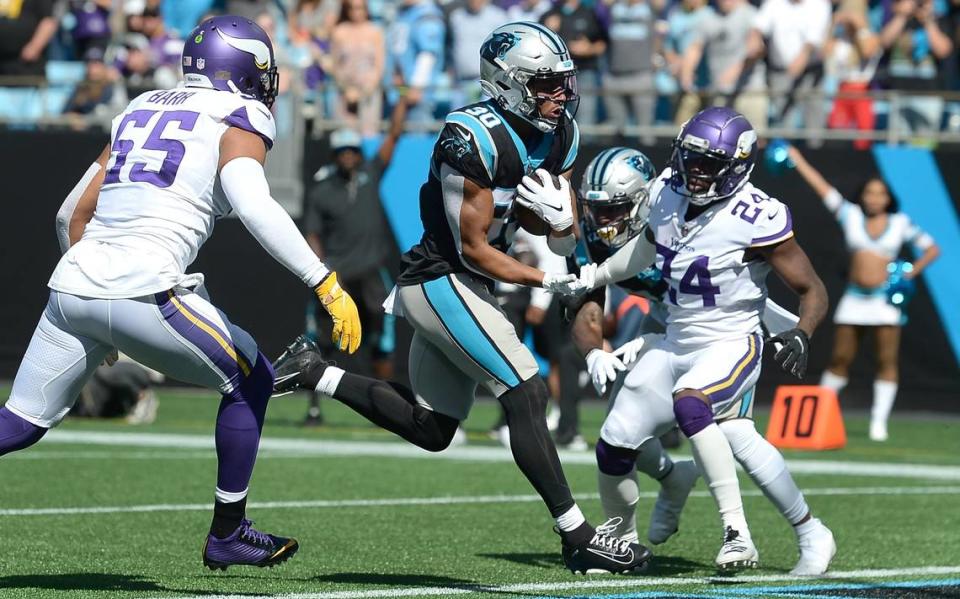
764,139,795,176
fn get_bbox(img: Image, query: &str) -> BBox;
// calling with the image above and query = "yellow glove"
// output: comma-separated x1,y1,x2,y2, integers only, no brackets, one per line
314,272,362,354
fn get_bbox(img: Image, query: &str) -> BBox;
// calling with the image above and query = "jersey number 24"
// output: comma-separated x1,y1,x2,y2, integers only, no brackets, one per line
655,244,720,307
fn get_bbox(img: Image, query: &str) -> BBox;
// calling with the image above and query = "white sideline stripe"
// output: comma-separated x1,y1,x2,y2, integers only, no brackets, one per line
2,485,959,517
166,566,960,599
41,430,960,480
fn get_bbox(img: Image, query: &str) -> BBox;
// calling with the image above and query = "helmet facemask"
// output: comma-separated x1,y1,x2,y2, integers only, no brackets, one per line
579,186,649,249
481,64,578,133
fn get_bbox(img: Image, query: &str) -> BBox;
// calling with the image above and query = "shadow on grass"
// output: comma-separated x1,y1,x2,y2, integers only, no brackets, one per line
313,572,474,586
476,552,706,576
0,573,169,594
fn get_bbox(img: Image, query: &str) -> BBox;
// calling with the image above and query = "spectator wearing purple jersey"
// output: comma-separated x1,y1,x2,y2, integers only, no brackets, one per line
68,0,112,59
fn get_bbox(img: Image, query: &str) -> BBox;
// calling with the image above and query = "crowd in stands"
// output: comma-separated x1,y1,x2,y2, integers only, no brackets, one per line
2,0,960,139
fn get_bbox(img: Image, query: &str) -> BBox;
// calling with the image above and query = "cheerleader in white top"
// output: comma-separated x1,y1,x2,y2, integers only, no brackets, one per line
788,146,940,441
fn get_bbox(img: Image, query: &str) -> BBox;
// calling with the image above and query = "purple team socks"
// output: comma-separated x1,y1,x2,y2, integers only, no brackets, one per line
0,407,47,456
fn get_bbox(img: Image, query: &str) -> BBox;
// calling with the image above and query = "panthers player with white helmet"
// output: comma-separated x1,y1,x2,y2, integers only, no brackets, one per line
1,16,362,570
273,22,652,575
561,108,836,574
568,146,837,575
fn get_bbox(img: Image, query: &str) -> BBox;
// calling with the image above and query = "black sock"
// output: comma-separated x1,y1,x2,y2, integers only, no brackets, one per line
210,496,247,539
498,377,576,518
561,521,595,546
334,373,459,452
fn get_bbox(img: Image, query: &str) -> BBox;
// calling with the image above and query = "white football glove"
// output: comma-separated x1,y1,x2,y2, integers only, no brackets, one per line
516,169,574,232
542,272,587,296
577,263,599,290
585,349,626,395
613,336,647,366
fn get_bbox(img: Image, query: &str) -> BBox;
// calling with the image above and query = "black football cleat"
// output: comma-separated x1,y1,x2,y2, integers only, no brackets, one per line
272,334,329,394
560,518,653,575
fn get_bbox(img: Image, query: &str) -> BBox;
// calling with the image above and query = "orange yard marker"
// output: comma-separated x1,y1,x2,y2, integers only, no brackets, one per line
766,386,846,450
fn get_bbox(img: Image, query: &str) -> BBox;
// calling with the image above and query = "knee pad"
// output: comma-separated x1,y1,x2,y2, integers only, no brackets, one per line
595,438,639,476
497,376,548,420
673,395,714,438
412,405,460,452
0,407,47,456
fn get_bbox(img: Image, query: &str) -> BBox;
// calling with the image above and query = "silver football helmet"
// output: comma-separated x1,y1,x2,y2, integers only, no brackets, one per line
579,147,657,248
479,21,578,132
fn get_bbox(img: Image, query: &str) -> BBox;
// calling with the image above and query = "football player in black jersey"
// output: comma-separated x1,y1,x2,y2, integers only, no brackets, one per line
274,22,652,574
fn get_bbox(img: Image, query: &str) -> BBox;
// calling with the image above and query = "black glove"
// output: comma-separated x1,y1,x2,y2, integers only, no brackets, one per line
767,328,810,378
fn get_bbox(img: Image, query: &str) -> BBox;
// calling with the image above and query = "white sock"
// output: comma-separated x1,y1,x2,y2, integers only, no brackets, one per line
819,370,848,392
871,379,898,425
315,366,345,397
215,487,248,503
720,419,809,525
634,437,674,481
555,504,586,532
794,517,821,538
597,471,640,541
689,423,749,534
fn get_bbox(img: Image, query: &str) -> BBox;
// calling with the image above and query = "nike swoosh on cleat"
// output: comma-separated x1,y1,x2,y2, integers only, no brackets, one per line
585,547,635,565
273,372,301,385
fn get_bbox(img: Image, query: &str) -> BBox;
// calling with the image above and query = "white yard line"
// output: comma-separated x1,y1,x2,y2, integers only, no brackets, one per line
39,430,960,480
164,566,960,599
1,485,958,517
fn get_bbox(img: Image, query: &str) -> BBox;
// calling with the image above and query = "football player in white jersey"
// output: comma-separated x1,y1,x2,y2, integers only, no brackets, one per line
566,107,836,573
2,16,362,570
569,144,837,575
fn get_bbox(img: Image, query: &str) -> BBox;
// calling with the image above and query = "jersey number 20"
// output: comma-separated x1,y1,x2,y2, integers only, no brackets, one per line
104,109,199,188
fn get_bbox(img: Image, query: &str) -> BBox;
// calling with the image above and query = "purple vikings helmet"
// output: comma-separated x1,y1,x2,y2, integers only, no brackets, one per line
669,107,758,206
181,16,279,108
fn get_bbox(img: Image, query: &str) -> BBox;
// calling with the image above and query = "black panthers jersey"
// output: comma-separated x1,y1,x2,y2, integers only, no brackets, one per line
397,100,579,287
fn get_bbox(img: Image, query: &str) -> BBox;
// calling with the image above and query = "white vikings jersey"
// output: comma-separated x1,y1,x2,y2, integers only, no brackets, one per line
49,88,276,298
647,169,794,348
823,188,934,259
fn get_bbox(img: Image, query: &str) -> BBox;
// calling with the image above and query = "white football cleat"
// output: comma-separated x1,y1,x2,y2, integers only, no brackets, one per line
648,460,699,545
790,518,836,576
869,420,888,442
715,526,759,571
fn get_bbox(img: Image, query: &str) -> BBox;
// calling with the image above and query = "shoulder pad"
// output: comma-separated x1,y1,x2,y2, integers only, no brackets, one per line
222,97,276,150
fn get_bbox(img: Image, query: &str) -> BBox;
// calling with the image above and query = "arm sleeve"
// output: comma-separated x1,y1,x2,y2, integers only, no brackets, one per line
594,228,658,288
524,231,568,309
903,215,936,251
55,162,101,254
750,201,795,247
220,157,329,287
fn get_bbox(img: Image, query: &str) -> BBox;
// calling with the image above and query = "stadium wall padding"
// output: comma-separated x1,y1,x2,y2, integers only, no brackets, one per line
1,129,957,413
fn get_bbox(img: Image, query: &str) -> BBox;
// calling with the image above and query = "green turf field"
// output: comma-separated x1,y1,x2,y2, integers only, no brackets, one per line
1,388,959,599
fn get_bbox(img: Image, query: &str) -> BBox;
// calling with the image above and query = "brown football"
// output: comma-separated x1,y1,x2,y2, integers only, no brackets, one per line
514,202,551,235
513,171,561,235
